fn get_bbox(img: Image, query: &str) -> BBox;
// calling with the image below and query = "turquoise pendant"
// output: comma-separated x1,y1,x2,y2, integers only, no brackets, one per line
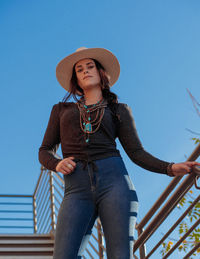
84,122,92,132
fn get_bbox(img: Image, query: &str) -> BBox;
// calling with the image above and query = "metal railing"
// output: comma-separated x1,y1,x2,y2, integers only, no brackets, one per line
0,143,199,258
133,143,200,258
0,194,33,233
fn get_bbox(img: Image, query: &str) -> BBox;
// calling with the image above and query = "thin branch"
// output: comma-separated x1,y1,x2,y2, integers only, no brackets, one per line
187,88,200,117
161,234,200,244
185,128,200,136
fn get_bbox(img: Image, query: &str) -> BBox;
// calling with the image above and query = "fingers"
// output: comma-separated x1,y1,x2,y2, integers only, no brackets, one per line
183,162,200,174
67,157,76,167
185,161,200,166
63,157,76,168
60,165,71,175
56,157,77,175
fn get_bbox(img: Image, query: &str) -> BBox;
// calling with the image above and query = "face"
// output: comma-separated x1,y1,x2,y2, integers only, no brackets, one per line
74,58,101,91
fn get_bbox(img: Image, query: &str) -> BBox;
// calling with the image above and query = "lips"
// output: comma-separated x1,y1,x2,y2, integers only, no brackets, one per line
83,75,92,80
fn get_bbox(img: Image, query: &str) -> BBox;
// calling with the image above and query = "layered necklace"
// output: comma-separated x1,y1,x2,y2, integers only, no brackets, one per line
76,97,107,143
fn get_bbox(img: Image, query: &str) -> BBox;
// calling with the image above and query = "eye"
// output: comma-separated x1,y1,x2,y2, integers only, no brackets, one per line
76,68,83,73
88,65,94,69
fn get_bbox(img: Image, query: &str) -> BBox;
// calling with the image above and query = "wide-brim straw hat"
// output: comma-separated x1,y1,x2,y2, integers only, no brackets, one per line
56,47,120,92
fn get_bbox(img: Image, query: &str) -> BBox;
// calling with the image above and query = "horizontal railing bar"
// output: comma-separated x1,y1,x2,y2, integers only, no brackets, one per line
33,167,45,196
37,202,50,230
53,172,64,185
35,171,49,204
90,232,106,250
91,233,98,243
88,240,99,255
91,230,106,251
134,173,197,252
37,192,50,219
40,212,51,234
35,169,48,198
0,210,32,213
183,241,200,259
0,202,32,205
0,218,33,221
38,214,51,232
85,248,94,258
0,226,33,229
37,203,51,230
36,186,50,217
54,185,64,199
163,217,200,258
136,176,182,230
53,175,64,190
43,220,51,234
46,223,51,234
55,204,59,213
54,195,61,206
146,194,200,258
35,174,49,209
0,194,32,198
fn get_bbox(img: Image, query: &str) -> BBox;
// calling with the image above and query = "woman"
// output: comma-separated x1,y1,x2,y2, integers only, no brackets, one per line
38,47,200,259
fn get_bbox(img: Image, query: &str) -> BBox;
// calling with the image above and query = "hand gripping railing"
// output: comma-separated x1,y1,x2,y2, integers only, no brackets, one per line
133,143,200,258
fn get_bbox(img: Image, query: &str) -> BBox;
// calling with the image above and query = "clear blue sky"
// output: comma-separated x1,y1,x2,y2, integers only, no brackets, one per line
0,0,200,258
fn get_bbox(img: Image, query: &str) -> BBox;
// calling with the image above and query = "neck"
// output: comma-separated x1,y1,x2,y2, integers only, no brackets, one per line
83,88,103,105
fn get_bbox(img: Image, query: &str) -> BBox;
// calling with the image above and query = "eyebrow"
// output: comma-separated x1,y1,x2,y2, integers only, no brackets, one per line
75,62,94,69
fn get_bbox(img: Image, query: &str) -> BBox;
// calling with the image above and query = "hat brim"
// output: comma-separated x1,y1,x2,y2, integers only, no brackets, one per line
56,48,120,92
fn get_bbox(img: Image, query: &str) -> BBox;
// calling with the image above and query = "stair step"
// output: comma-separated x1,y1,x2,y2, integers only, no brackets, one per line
0,234,53,240
0,257,53,259
0,247,54,255
0,239,54,246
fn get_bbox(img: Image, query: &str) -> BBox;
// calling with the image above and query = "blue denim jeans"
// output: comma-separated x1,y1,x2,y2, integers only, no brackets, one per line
53,156,138,259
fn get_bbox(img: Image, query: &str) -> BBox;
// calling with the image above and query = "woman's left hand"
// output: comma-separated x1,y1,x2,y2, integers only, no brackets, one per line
171,161,200,176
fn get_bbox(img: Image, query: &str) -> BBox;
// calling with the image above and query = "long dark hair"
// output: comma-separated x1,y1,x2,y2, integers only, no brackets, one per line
62,59,121,124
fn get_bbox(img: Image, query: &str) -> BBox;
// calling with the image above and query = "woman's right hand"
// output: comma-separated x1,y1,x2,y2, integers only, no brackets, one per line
55,156,76,175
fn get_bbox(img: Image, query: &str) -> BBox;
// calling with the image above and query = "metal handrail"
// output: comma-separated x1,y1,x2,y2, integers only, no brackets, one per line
133,142,200,258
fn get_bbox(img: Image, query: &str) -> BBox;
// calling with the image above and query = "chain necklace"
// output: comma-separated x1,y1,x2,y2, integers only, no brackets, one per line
76,97,107,143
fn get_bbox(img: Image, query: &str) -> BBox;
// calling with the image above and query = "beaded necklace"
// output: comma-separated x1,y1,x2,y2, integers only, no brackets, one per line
76,97,107,143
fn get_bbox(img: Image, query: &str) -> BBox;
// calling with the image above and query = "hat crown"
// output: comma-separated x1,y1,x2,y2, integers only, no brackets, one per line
76,47,87,52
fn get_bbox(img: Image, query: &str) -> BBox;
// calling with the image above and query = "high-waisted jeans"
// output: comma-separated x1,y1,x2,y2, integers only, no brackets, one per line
53,156,139,259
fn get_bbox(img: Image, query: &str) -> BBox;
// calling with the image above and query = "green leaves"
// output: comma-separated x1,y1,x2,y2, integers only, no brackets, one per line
161,189,200,258
191,138,200,145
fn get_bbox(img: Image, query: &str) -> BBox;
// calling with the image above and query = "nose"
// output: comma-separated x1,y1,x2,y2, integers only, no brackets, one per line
83,69,89,74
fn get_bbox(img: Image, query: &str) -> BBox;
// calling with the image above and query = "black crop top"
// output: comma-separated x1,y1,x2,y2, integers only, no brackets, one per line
38,102,171,175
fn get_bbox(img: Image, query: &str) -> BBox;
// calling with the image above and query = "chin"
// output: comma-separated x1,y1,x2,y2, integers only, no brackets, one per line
82,83,100,90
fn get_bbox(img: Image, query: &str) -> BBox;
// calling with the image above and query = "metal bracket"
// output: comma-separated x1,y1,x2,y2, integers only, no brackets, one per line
192,165,200,190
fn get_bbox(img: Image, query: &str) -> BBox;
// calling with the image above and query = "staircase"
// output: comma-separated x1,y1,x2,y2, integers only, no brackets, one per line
0,234,54,259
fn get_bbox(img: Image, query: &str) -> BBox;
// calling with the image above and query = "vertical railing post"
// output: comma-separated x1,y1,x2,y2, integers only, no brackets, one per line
32,195,37,233
49,171,56,234
97,218,104,259
137,227,146,259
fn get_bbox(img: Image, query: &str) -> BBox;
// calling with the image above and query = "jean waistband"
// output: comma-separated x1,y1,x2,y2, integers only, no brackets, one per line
74,158,98,172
